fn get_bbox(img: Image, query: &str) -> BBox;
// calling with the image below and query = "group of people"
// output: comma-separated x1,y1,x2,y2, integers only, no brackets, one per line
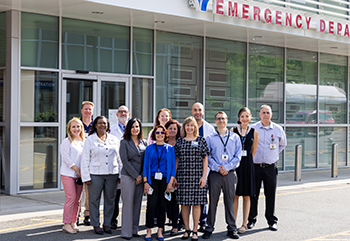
60,101,287,240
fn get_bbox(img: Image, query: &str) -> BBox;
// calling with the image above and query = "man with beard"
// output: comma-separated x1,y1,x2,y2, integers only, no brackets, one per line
109,105,130,229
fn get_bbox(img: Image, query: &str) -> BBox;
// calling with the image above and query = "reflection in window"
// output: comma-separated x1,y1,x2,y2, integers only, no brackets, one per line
62,18,130,73
132,78,153,123
0,70,4,122
205,38,246,123
156,31,203,122
248,44,284,123
133,28,153,76
21,70,58,122
319,127,346,168
286,49,317,124
285,127,317,170
20,127,58,190
101,81,126,119
319,53,347,124
21,12,59,68
0,127,4,191
0,12,5,67
322,0,349,19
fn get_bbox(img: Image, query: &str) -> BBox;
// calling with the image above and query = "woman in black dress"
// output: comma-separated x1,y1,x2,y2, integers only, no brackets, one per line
232,107,259,234
175,116,209,241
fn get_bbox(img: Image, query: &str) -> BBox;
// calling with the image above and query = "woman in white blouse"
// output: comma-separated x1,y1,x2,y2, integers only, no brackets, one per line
60,117,85,234
81,116,122,235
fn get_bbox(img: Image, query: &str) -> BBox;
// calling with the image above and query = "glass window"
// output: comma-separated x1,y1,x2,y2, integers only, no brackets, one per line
20,127,58,190
248,44,284,123
0,70,5,122
132,77,153,123
285,127,317,170
321,0,349,19
0,126,5,191
286,49,317,124
0,12,5,67
21,12,58,68
319,53,347,124
101,81,126,119
319,127,346,167
205,38,246,123
21,70,58,122
156,31,203,122
62,18,130,74
133,28,153,76
290,0,319,14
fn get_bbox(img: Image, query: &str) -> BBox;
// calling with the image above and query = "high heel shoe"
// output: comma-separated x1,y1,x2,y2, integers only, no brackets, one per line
181,230,191,240
62,225,77,234
191,231,198,241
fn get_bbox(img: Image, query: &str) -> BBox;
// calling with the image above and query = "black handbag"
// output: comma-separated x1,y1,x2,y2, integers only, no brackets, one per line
75,177,83,185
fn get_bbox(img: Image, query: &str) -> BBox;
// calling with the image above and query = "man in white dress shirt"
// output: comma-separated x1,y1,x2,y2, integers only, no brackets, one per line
110,105,130,140
109,105,130,229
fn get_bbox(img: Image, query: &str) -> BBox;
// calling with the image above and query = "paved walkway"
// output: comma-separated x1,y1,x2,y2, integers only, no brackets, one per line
0,168,349,222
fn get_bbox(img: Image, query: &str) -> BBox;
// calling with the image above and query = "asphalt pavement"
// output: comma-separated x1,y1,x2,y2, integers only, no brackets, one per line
0,168,349,240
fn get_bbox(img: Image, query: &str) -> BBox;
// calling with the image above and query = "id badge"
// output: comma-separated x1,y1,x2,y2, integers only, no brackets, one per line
191,141,198,147
270,144,276,150
222,154,228,161
139,144,146,151
164,191,172,201
155,172,163,180
242,150,247,157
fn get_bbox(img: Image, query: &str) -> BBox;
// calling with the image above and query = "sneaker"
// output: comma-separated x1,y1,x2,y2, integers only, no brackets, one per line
227,230,239,239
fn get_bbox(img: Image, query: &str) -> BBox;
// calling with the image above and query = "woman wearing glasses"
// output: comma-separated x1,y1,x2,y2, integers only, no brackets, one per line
143,125,176,241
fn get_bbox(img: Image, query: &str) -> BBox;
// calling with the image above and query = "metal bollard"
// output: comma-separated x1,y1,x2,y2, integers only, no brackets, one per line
294,145,302,181
331,143,338,178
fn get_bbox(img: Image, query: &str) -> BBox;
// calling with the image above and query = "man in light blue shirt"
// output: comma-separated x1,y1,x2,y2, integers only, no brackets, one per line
248,105,287,232
203,111,242,240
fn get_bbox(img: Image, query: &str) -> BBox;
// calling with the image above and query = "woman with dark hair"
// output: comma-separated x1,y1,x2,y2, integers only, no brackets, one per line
81,116,122,235
164,119,181,236
147,108,172,145
143,125,176,241
232,107,259,234
120,118,147,240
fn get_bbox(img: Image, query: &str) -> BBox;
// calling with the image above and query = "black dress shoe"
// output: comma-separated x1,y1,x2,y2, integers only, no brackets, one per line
121,237,132,240
110,222,117,230
269,223,278,231
170,230,179,236
133,233,141,237
84,216,91,226
93,226,103,235
227,230,239,239
247,220,255,229
202,231,212,239
103,225,112,234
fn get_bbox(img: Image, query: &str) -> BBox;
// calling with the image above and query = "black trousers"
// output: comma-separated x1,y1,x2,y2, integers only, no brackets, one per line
248,163,278,225
146,177,167,229
111,188,121,223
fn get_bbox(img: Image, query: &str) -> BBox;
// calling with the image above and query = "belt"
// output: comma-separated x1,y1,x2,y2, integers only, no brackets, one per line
255,163,274,168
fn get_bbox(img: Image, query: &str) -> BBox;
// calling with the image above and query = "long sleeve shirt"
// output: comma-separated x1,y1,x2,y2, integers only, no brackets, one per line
81,133,122,182
206,130,242,172
251,121,287,164
60,138,84,178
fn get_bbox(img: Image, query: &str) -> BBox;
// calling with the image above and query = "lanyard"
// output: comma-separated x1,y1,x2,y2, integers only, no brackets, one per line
240,126,249,149
217,130,230,152
155,144,165,172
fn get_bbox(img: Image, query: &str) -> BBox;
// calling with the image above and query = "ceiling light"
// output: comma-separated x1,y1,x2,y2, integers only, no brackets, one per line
154,20,165,24
252,36,263,41
330,47,338,49
92,11,104,14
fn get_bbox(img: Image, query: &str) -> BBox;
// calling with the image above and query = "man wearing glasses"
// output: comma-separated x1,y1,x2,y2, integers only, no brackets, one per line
110,105,130,229
203,111,242,239
110,105,131,140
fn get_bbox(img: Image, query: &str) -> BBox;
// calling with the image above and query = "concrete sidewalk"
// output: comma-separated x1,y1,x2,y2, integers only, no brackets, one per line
0,168,349,222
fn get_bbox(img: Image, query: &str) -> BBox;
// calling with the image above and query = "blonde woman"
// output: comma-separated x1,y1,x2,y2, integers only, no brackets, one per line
175,117,209,241
60,117,85,234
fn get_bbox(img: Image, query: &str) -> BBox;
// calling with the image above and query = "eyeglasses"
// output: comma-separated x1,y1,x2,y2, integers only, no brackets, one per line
118,110,129,113
215,117,227,121
155,131,165,135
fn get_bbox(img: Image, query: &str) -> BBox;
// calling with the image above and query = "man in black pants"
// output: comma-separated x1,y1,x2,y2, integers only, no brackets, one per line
248,105,287,231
